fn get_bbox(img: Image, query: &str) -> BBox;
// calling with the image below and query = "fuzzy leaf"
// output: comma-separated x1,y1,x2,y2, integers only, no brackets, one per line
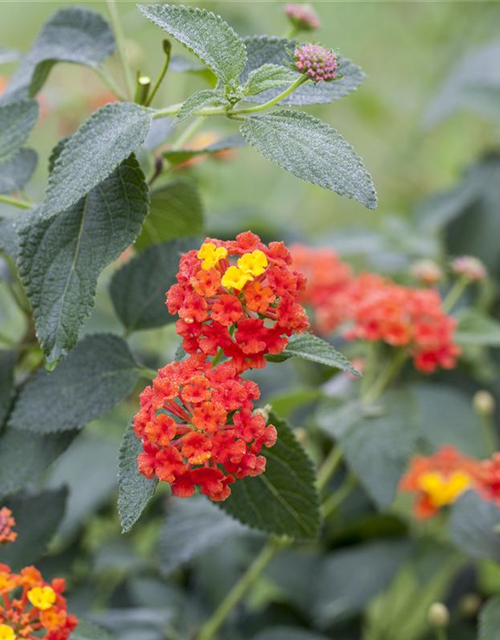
455,309,500,346
0,47,19,65
240,110,377,209
242,37,365,106
162,134,246,166
0,100,38,164
111,237,199,332
0,149,37,194
138,3,246,85
118,421,158,533
9,334,141,433
449,491,500,561
176,89,227,123
1,7,115,102
243,64,301,96
160,497,249,576
0,350,16,428
479,596,500,640
1,487,67,570
135,180,204,251
219,412,321,540
19,155,149,363
71,620,115,640
44,103,152,218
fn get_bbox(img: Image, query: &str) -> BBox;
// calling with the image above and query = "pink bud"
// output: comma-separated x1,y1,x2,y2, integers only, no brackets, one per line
451,256,487,281
285,4,320,32
294,43,338,83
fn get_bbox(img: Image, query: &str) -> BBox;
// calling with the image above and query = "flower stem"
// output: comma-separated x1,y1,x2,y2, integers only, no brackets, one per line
145,40,172,107
106,0,135,99
171,116,206,151
321,474,356,519
228,75,308,115
362,348,407,404
94,67,128,101
442,276,468,313
479,414,499,455
0,194,32,209
317,446,343,491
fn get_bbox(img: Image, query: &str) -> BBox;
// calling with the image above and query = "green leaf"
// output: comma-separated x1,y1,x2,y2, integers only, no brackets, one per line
0,100,38,164
1,7,115,102
243,64,301,97
160,497,249,576
9,334,141,433
162,134,246,167
176,89,227,123
0,149,37,194
118,421,158,533
449,491,500,562
455,309,500,346
253,630,329,640
0,350,16,428
135,180,204,251
71,620,116,640
0,216,22,259
138,3,246,85
0,47,19,65
44,103,152,218
240,110,377,209
242,37,365,106
1,487,67,570
479,596,500,640
19,155,149,363
0,427,76,499
219,412,321,540
110,237,199,332
270,333,360,376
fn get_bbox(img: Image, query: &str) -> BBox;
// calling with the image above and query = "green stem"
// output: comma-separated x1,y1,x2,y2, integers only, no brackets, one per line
134,75,151,106
94,67,128,101
362,349,407,404
317,446,343,491
479,414,499,455
0,330,16,347
434,628,447,640
442,276,468,313
321,474,356,519
211,348,224,367
0,194,32,209
106,0,135,99
145,40,172,107
138,366,158,380
285,26,300,40
171,116,206,151
196,539,281,640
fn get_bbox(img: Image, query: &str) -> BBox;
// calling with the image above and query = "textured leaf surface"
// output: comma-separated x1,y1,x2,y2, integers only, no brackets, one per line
275,333,360,375
176,89,227,123
253,629,329,640
1,7,115,101
44,103,152,217
0,350,16,428
241,110,377,209
242,37,365,105
19,156,149,363
118,422,158,533
135,180,204,251
243,64,300,96
455,309,500,346
160,497,249,575
0,149,37,194
220,413,320,540
111,237,199,332
9,334,141,433
71,620,115,640
1,487,67,570
0,427,76,499
138,4,246,84
449,491,500,561
479,596,500,640
162,134,246,166
0,100,38,164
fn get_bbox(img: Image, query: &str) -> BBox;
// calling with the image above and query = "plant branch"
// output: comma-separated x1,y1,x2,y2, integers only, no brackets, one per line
317,446,343,491
106,0,135,99
442,276,468,313
362,348,407,404
321,474,356,518
145,40,172,107
0,194,32,209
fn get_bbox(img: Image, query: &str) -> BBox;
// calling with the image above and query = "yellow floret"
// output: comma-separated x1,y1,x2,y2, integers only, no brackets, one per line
418,471,470,508
0,625,15,640
197,242,228,270
237,250,268,277
221,266,253,291
27,586,56,611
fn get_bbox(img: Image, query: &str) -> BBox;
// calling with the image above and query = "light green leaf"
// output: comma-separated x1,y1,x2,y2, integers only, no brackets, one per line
160,497,249,576
44,103,152,218
138,3,246,85
219,412,321,540
479,596,500,640
110,237,199,332
243,64,301,97
242,37,365,106
455,309,500,346
162,134,246,167
71,620,115,640
253,630,329,640
135,180,204,251
240,110,377,209
0,149,37,194
0,47,19,65
9,334,141,434
0,100,38,164
176,89,227,123
1,7,115,102
19,155,149,363
449,491,500,562
0,350,16,428
118,421,158,533
1,487,67,570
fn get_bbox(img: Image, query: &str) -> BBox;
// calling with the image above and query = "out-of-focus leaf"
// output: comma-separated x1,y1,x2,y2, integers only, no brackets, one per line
162,134,246,166
253,630,329,640
0,47,19,65
0,149,37,194
0,100,38,164
0,350,15,427
449,491,500,562
479,595,500,640
71,620,115,640
455,309,500,346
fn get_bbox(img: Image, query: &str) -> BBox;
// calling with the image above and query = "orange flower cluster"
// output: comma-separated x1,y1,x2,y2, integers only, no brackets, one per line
0,509,16,545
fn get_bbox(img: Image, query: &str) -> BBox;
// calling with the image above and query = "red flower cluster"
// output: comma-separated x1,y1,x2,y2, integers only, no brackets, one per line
477,454,500,505
167,232,309,373
0,508,16,545
133,355,277,501
0,565,78,640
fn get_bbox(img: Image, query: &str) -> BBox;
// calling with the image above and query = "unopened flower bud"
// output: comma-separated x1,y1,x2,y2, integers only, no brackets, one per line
285,4,320,32
459,593,481,618
473,390,495,417
294,427,307,444
410,259,443,286
253,404,272,422
428,602,450,628
294,44,338,83
451,256,487,282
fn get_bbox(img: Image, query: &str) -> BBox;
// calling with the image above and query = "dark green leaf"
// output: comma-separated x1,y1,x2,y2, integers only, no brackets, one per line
0,350,16,427
118,421,158,533
0,149,37,194
1,7,115,101
176,89,227,123
162,133,246,166
44,103,152,217
1,487,67,570
135,180,204,251
110,237,199,332
449,491,500,561
138,4,246,85
243,64,300,97
479,596,500,640
0,100,38,164
19,155,149,363
242,37,365,106
71,620,115,640
455,309,500,346
160,497,249,576
253,630,329,640
9,334,141,433
240,110,377,209
220,412,321,540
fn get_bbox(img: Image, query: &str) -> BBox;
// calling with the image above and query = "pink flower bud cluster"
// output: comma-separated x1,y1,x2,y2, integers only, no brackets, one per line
294,44,338,83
